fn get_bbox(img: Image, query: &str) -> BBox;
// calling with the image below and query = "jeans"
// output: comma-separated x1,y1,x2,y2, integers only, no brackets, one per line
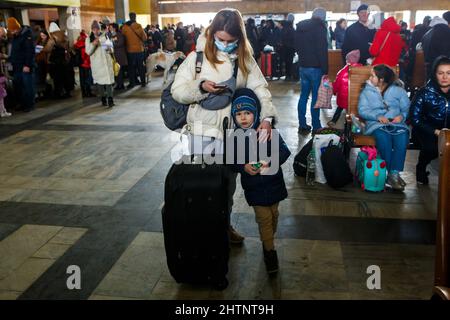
13,70,35,111
372,128,409,172
79,67,93,95
127,52,145,86
297,67,323,130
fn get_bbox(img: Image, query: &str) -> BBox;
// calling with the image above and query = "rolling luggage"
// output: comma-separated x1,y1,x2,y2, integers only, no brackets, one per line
260,52,272,78
162,118,231,290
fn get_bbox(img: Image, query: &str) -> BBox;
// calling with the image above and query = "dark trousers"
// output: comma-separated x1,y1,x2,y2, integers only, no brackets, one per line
13,70,35,111
415,129,439,169
331,107,343,123
50,63,73,97
115,65,126,88
281,47,295,79
127,52,145,86
79,67,93,96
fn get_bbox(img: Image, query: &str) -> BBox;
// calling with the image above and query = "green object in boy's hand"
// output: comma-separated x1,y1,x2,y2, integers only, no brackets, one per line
252,162,262,169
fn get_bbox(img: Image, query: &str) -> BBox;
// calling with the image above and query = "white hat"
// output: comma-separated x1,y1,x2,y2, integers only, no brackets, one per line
430,16,447,27
49,22,60,33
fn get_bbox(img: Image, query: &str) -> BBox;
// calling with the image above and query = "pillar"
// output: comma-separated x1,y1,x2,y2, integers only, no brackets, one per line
151,0,159,26
410,10,416,29
21,9,30,26
115,0,129,24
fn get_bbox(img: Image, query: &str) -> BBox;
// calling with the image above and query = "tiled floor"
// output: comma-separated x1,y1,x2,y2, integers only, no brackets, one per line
0,75,438,300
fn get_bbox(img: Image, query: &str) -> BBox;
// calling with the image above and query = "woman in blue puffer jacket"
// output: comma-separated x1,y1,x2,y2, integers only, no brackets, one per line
410,55,450,185
358,64,411,191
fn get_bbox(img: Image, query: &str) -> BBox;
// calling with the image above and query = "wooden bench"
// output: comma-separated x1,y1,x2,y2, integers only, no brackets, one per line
345,65,400,149
328,49,345,82
410,50,426,90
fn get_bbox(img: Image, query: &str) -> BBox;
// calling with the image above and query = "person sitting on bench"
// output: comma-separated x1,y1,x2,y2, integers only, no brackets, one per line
358,64,411,191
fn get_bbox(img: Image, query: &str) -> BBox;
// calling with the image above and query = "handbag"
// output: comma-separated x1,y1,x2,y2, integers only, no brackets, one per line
111,54,120,77
160,51,203,131
314,75,333,109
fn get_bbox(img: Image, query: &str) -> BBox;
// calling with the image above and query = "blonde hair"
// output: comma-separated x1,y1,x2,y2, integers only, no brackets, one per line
204,8,253,78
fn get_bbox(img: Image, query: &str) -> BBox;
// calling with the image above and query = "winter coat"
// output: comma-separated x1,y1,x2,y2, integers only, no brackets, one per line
411,81,450,136
74,32,91,69
122,21,147,53
369,17,405,67
86,33,115,85
112,31,128,66
332,62,362,109
421,24,450,76
174,27,186,52
342,21,376,65
231,130,291,207
45,30,70,66
164,32,176,51
294,18,328,74
9,26,35,71
358,81,410,135
334,25,346,49
171,34,277,140
0,75,7,99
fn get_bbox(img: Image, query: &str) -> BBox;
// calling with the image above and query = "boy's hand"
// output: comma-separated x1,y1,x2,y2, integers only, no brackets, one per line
244,163,260,175
257,120,272,142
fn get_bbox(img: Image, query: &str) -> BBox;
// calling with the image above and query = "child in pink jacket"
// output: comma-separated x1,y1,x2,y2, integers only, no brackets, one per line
328,49,362,127
0,71,11,117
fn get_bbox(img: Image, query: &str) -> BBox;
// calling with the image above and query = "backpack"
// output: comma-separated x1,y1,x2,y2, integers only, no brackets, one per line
293,138,313,177
320,140,353,188
160,52,203,131
355,147,387,192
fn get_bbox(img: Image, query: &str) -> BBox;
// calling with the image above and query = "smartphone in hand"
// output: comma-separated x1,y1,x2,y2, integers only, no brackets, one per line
213,84,228,89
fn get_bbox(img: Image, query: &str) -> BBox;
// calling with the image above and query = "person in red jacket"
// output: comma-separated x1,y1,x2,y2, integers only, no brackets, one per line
74,30,95,97
328,49,362,126
369,16,406,67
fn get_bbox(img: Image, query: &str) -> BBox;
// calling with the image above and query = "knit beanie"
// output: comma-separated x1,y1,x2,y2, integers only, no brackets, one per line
7,17,21,32
91,20,100,30
346,49,360,64
287,13,295,23
231,88,261,129
48,22,60,33
357,4,369,13
312,8,326,21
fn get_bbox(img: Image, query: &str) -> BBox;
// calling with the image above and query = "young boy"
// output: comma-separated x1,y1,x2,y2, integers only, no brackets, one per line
230,88,291,274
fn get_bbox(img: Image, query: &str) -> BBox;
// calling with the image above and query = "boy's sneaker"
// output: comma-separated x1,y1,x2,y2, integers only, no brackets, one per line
0,112,12,117
416,165,430,185
263,248,279,274
387,173,404,191
228,226,245,245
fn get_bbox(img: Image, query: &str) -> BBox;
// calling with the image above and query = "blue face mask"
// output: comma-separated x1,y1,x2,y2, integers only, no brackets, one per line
214,36,238,53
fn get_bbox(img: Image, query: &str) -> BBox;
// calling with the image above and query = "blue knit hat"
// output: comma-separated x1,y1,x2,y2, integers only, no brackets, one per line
231,88,261,129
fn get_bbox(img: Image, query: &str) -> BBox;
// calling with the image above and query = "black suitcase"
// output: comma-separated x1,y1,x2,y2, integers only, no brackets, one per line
162,119,231,290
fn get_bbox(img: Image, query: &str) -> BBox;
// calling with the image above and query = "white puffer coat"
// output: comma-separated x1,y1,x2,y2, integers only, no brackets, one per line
171,34,277,140
86,33,115,85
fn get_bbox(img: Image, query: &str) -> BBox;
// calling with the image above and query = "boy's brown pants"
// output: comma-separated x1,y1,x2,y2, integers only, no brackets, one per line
253,203,279,251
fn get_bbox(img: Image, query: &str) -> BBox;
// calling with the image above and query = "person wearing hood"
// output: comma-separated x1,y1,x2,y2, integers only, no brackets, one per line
122,12,147,88
7,17,35,112
369,17,406,67
44,22,73,99
294,7,328,133
74,30,94,97
280,19,296,81
341,4,376,65
410,56,450,185
358,64,411,191
421,16,450,79
171,8,277,245
230,88,291,275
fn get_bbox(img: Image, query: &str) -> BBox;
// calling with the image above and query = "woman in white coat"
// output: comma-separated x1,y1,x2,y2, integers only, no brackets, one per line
86,20,115,108
171,8,278,244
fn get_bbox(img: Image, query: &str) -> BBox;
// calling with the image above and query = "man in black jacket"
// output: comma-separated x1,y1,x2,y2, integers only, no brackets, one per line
7,17,35,112
422,14,450,79
341,4,376,65
294,7,328,133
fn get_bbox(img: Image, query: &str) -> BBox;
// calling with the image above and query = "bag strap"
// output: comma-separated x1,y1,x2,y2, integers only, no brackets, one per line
232,59,239,78
195,51,203,74
377,32,390,56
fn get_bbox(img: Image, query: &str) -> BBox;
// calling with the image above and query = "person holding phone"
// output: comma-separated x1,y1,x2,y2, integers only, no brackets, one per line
171,8,278,244
358,64,411,191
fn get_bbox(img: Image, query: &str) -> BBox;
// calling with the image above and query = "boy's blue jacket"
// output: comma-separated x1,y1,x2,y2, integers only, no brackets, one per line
230,129,291,207
358,81,410,135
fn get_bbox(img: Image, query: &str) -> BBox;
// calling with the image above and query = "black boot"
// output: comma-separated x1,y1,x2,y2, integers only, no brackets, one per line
263,248,279,275
101,96,107,106
416,164,430,185
107,97,115,108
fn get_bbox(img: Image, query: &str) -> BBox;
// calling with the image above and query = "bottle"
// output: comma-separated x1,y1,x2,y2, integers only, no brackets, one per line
306,149,316,185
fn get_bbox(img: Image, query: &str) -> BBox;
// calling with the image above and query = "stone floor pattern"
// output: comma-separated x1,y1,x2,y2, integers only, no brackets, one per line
0,75,438,300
